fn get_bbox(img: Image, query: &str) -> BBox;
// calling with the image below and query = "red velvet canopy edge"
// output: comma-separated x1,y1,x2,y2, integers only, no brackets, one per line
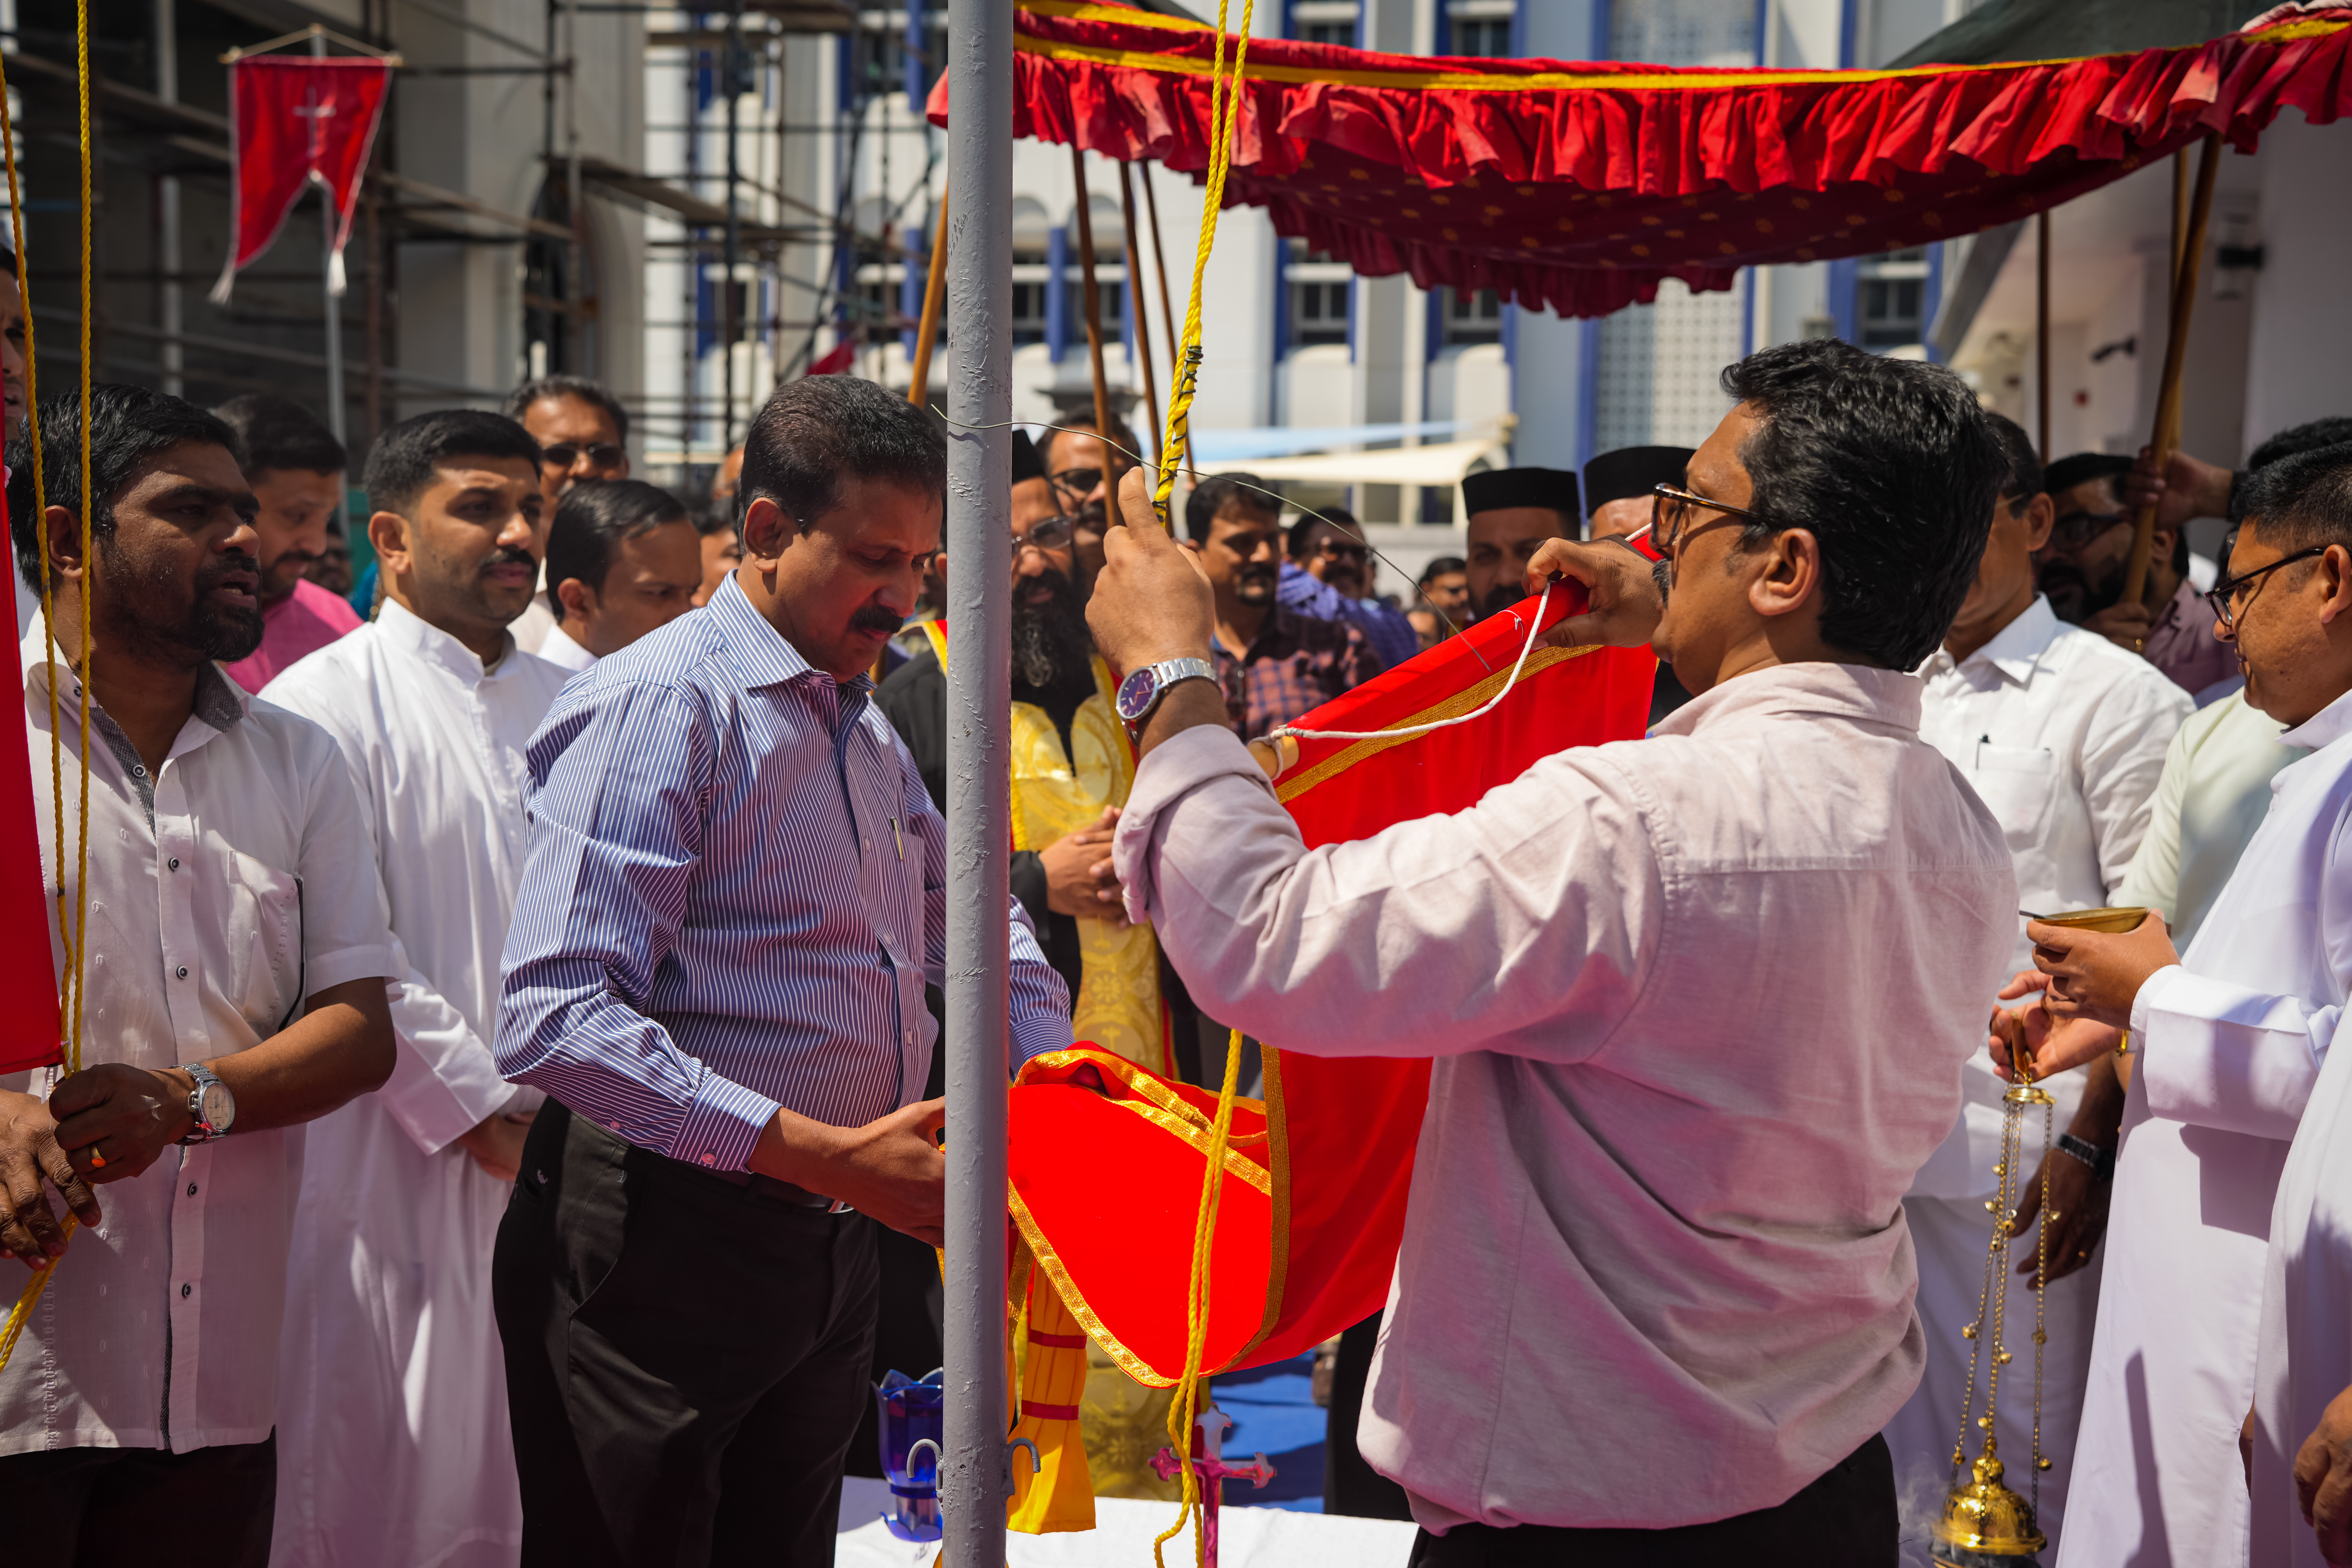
927,0,2352,317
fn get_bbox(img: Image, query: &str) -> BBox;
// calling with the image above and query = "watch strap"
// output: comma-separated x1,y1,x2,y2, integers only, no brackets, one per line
179,1063,229,1145
2054,1131,2114,1181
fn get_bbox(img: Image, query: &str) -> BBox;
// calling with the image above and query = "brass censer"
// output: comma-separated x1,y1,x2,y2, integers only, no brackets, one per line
1930,932,2099,1566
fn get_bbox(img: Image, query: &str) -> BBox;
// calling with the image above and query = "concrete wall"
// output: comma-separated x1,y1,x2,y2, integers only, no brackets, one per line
2243,113,2352,450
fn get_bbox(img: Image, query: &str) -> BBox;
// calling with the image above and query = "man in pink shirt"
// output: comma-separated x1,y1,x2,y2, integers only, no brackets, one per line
212,395,363,692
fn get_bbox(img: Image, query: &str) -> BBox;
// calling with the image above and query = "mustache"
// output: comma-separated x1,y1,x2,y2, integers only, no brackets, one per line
197,550,263,591
480,546,537,576
850,602,902,636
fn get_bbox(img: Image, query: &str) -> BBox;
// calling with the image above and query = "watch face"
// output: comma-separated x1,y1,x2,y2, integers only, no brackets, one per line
1115,666,1158,723
199,1081,234,1133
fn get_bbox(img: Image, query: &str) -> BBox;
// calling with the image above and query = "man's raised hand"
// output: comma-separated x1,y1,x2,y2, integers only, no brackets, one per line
1084,468,1214,679
1522,538,1666,653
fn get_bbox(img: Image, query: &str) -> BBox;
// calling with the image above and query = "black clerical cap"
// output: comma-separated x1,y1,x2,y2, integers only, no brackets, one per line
1012,429,1046,486
1582,446,1695,515
1460,466,1580,520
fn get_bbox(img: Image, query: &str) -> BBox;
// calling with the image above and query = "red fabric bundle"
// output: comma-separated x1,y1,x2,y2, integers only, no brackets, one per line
1007,591,1655,1382
928,1,2352,316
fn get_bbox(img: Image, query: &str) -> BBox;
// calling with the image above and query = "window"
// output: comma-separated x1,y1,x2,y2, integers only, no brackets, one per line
1290,2,1359,48
1300,20,1354,46
523,178,595,377
1011,196,1049,347
1286,240,1351,347
1011,281,1048,347
1450,17,1511,56
1441,286,1502,346
1856,248,1931,351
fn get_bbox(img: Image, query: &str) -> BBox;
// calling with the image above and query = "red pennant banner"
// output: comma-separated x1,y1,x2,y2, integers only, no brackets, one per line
0,476,64,1076
210,57,392,304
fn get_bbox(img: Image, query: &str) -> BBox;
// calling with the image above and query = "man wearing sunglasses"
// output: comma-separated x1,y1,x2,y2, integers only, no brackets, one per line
506,375,633,655
1990,443,2352,1568
1884,415,2190,1556
2037,451,2236,698
1278,508,1421,671
1084,339,2018,1559
1040,421,1124,583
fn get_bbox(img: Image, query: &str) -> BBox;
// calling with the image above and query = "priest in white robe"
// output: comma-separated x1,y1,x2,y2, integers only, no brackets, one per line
2008,443,2352,1568
1893,416,2189,1554
261,410,566,1568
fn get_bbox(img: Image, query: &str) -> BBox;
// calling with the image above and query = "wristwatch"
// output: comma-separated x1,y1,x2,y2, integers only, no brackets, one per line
178,1063,236,1145
1114,657,1216,731
2054,1131,2114,1182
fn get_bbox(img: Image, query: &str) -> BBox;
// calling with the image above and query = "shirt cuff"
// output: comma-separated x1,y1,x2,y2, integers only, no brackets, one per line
672,1070,785,1173
2129,964,2184,1043
1114,723,1275,927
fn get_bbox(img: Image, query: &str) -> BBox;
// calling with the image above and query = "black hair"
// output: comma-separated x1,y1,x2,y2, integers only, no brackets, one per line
1284,506,1362,560
1718,339,2005,671
2237,443,2352,555
1983,413,2044,504
6,383,240,592
1184,474,1276,543
695,503,739,537
546,479,690,608
504,374,630,448
1418,555,1467,586
212,392,347,479
2249,418,2352,475
740,373,943,533
362,409,543,518
2042,452,2132,504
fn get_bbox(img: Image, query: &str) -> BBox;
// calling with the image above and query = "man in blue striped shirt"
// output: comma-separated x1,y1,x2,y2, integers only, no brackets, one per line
490,374,1070,1568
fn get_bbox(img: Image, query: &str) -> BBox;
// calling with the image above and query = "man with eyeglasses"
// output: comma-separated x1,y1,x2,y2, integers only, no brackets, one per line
2038,451,2236,698
1082,339,2016,1558
1040,420,1124,583
1278,508,1420,670
1883,414,2190,1556
1991,442,2352,1568
506,375,633,654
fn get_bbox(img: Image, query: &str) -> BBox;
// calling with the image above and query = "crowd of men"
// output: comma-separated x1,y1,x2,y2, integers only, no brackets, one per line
0,245,2350,1568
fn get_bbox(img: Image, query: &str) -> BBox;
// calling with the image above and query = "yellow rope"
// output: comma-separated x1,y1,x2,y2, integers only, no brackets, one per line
1149,0,1255,528
1152,1028,1245,1568
0,0,99,1372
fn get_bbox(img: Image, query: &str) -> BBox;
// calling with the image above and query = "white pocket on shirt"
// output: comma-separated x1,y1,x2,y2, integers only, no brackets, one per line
223,849,303,1035
1965,744,2059,854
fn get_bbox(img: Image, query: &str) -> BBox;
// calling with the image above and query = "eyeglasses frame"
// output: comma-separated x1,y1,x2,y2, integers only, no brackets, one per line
2204,543,2331,632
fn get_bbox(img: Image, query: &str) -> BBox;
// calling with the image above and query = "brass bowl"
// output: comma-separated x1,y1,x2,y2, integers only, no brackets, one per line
1934,1454,2047,1563
2023,905,2149,936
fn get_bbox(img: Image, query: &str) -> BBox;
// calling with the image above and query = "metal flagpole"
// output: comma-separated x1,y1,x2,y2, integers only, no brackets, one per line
941,0,1012,1563
312,29,347,451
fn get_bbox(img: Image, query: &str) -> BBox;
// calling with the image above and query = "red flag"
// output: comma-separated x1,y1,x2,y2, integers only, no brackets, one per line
807,339,858,376
210,57,391,305
0,475,64,1075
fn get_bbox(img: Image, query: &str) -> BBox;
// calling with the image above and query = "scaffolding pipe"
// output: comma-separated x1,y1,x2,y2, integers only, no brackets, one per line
941,0,1011,1562
313,29,347,452
154,0,183,397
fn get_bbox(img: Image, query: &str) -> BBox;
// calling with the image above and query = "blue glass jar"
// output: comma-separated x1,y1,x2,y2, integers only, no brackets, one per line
873,1368,945,1542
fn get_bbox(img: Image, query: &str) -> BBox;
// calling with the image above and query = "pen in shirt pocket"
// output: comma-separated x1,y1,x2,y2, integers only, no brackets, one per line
890,816,903,861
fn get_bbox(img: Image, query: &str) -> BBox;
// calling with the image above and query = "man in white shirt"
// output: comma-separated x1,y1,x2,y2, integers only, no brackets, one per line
1889,414,2190,1550
536,479,701,674
2004,443,2352,1568
0,384,395,1567
1086,339,2018,1559
262,409,567,1568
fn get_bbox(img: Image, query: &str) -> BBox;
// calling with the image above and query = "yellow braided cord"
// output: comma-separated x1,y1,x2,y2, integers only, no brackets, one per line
1152,1028,1245,1568
1,0,99,1376
1150,0,1255,525
70,0,92,1075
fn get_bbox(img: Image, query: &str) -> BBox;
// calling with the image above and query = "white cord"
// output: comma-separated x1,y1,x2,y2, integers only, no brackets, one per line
1262,581,1557,744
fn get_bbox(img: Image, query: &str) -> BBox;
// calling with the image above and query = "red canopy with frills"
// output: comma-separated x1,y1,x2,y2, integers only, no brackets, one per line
928,0,2352,317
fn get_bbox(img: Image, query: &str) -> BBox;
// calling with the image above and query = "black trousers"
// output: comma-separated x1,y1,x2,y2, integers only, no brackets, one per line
0,1434,276,1568
493,1099,880,1568
1324,1310,1414,1520
1405,1434,1898,1568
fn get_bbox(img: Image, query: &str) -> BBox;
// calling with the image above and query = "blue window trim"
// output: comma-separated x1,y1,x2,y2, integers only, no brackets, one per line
1923,242,1945,361
1828,257,1859,344
1046,226,1069,363
1741,266,1756,357
900,215,925,358
903,0,927,106
1575,316,1599,477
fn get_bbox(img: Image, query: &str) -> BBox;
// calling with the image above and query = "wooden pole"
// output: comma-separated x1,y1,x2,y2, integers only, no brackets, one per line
1118,161,1163,464
2122,133,2222,609
1139,160,1185,473
2171,147,2190,301
2035,209,2050,464
906,184,950,407
1068,140,1115,458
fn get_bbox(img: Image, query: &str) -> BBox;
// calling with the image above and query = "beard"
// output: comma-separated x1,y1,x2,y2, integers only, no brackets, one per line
1010,566,1094,689
1234,561,1279,607
2037,553,2123,624
105,539,266,663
